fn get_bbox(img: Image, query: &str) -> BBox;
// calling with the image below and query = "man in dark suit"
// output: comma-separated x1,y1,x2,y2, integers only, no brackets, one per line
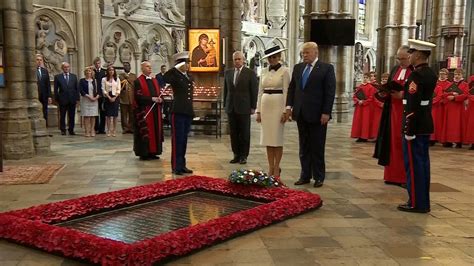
164,52,195,175
286,42,336,188
35,54,51,123
92,57,107,134
223,51,258,164
54,62,79,135
155,65,167,89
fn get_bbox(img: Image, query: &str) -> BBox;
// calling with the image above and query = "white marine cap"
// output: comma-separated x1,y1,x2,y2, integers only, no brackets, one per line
173,51,189,68
407,39,436,53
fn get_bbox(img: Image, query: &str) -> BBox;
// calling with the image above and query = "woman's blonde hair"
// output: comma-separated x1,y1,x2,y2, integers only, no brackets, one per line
84,66,94,76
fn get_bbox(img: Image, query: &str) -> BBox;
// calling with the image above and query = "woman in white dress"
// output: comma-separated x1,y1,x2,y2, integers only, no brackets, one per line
256,46,290,177
79,67,99,137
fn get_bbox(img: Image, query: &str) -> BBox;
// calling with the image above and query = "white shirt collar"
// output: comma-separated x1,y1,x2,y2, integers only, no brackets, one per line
307,58,318,67
235,66,243,72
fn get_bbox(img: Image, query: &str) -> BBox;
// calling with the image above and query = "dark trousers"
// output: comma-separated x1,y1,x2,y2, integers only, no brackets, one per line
59,103,76,133
40,100,48,123
296,119,328,182
403,135,431,210
120,103,134,132
95,98,106,133
171,113,192,171
228,112,251,159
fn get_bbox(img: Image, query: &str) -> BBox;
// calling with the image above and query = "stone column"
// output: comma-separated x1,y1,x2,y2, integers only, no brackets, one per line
75,0,85,73
424,0,466,70
22,0,51,154
88,0,100,62
0,0,35,159
463,0,473,74
305,0,354,123
376,0,417,74
287,0,299,68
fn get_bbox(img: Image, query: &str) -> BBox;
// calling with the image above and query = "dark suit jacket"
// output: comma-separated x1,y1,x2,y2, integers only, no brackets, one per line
37,67,51,103
223,67,258,114
94,68,107,97
54,72,79,105
286,60,336,123
79,78,98,97
155,73,166,89
164,68,194,117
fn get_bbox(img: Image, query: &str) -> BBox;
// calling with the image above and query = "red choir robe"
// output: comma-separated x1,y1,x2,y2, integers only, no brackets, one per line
442,80,468,143
371,85,384,139
133,75,164,158
431,80,451,142
374,66,412,185
351,83,377,139
463,76,474,144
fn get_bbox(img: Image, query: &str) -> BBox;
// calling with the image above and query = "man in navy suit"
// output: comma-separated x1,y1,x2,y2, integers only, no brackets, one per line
54,62,79,135
35,54,51,123
92,57,107,134
286,42,336,187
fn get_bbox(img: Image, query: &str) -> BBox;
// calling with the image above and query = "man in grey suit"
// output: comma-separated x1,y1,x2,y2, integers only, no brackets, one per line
54,62,79,135
286,42,336,187
224,51,258,164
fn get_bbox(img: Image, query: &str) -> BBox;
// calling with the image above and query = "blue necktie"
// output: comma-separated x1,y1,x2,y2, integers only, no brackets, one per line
301,64,312,90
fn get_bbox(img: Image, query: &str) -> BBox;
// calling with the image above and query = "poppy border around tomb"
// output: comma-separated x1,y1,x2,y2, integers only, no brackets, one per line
0,175,322,265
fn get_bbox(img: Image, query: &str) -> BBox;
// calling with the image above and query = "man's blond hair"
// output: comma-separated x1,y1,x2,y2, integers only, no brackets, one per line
301,42,318,51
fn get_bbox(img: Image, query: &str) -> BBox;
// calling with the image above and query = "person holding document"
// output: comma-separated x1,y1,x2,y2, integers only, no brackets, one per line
133,61,164,161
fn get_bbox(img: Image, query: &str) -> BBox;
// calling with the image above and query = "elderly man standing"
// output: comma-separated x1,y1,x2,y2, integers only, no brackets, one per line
286,42,336,188
223,51,258,165
397,39,437,213
133,61,164,160
119,62,136,134
54,62,79,135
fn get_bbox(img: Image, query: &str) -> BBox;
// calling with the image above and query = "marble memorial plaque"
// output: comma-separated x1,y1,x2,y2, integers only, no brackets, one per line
58,191,264,243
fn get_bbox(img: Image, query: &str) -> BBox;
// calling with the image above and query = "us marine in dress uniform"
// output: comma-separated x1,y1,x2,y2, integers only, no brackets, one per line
398,39,438,213
164,52,194,175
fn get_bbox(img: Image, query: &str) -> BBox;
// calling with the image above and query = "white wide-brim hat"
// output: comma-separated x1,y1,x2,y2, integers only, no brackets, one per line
261,45,287,59
407,39,436,53
173,51,190,68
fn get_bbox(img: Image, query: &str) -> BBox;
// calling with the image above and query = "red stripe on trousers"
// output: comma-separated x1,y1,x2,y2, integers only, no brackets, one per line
171,113,176,170
407,140,416,207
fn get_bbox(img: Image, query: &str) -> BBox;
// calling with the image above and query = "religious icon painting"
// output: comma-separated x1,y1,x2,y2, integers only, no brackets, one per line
189,29,220,72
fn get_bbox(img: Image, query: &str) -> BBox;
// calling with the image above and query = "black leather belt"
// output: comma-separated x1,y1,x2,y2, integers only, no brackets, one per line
263,89,283,94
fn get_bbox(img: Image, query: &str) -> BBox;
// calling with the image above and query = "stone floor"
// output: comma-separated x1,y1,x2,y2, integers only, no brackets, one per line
0,119,473,266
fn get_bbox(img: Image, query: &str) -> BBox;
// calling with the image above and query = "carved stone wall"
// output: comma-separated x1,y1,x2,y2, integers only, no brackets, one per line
102,0,186,72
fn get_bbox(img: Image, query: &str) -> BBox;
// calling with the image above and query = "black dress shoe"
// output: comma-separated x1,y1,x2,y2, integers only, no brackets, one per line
239,158,247,164
61,131,66,135
294,179,310,185
229,158,240,164
173,170,184,175
356,138,367,142
397,203,430,213
97,131,106,135
149,155,160,160
470,145,474,150
182,167,193,174
69,131,76,135
139,156,151,161
313,180,324,187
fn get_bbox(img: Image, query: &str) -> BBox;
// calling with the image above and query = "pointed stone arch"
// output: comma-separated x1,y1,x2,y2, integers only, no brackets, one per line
141,23,174,68
34,8,76,49
101,18,140,54
364,48,377,71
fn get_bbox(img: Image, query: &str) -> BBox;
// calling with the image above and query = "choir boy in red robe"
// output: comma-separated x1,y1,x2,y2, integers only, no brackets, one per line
463,75,474,150
374,45,412,187
430,68,451,145
351,73,377,142
442,68,468,148
371,73,389,139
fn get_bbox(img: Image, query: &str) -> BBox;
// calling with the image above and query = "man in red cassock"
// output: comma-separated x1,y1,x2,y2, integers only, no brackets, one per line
351,72,377,142
462,75,474,149
442,68,468,148
430,68,451,145
374,45,412,187
133,61,164,160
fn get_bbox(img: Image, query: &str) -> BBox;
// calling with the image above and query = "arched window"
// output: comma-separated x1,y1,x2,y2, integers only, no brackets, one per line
358,0,367,34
